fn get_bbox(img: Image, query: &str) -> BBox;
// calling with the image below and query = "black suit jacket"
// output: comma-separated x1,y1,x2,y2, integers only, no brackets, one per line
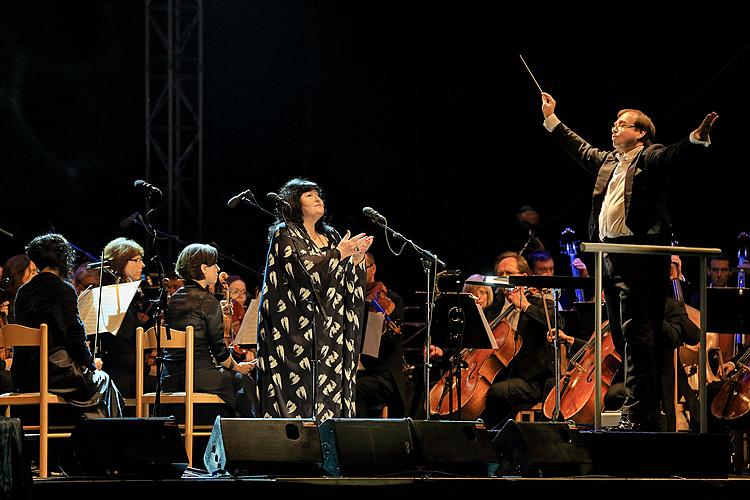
12,272,94,391
551,123,704,243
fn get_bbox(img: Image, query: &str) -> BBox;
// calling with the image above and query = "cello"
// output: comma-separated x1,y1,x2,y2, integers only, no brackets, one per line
711,233,750,425
542,321,621,423
429,303,520,420
711,348,750,425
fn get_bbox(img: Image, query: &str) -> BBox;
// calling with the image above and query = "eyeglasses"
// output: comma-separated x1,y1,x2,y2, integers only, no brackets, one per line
612,123,639,132
229,288,247,297
128,257,143,263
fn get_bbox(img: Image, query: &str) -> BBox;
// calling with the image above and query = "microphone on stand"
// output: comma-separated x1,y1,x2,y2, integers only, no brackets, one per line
362,206,386,224
118,212,142,229
133,179,163,196
267,192,291,209
227,189,252,209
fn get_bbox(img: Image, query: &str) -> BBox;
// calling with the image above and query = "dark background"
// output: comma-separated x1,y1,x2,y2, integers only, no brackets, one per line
1,2,748,304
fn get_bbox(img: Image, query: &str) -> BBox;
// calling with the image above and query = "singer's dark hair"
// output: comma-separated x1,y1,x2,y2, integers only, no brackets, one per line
103,237,144,283
175,243,218,281
25,233,75,277
270,177,332,239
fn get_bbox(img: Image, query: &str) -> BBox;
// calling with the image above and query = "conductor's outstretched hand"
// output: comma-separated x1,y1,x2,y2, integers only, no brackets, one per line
693,112,719,143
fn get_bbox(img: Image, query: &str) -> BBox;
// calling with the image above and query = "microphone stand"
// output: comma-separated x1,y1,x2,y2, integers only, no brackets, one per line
124,213,262,278
231,190,276,219
140,189,169,417
364,215,444,421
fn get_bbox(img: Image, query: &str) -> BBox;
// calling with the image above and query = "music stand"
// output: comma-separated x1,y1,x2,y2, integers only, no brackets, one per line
707,288,750,334
430,292,497,420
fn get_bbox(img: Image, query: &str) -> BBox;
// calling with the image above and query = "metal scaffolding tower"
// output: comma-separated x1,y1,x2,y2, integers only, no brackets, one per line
145,0,203,257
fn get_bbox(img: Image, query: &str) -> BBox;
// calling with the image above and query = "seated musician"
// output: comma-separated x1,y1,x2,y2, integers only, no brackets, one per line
482,251,563,428
429,252,563,428
96,237,156,399
356,252,412,417
1,254,40,392
163,244,257,417
11,233,124,417
526,249,591,309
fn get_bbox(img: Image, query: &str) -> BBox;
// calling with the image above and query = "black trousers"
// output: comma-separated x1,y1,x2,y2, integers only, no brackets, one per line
604,247,670,427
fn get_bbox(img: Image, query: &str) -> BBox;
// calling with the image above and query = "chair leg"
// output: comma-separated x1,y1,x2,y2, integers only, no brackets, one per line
185,404,193,467
40,401,48,478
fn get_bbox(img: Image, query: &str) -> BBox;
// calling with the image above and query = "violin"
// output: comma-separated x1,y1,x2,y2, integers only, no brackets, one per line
366,281,401,335
218,272,252,363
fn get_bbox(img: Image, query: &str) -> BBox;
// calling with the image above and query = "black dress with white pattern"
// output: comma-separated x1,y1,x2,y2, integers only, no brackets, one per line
257,222,366,420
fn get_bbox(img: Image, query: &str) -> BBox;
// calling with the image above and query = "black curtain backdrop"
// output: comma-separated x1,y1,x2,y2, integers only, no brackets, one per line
1,1,749,303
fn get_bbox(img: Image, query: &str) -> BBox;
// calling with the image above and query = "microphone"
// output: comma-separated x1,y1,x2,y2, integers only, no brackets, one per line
227,189,252,209
362,206,386,224
87,260,111,270
266,192,291,209
133,179,162,196
118,212,141,229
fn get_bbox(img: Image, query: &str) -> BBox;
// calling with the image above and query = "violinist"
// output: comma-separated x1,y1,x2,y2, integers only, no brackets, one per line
356,253,412,417
164,243,257,417
96,237,155,399
0,255,40,393
482,251,563,428
219,274,256,363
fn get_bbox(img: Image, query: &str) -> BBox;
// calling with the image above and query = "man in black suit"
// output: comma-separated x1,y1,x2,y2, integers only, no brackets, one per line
540,92,717,431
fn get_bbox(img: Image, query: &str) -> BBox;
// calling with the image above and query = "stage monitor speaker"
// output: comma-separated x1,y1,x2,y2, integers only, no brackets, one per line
59,417,188,479
581,430,730,478
0,417,31,500
409,420,498,476
203,417,323,477
318,418,415,476
491,420,593,477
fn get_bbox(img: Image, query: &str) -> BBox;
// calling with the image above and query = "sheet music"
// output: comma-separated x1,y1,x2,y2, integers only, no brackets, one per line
77,281,141,335
234,298,259,345
361,311,386,359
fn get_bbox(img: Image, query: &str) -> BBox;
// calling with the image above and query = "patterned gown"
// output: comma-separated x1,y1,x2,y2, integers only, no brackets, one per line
257,222,366,420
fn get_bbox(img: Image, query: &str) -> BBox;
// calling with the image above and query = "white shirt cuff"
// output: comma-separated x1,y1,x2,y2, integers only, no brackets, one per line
689,133,710,147
543,114,561,132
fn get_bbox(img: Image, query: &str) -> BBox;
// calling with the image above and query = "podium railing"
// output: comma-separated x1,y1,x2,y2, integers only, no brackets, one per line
579,242,722,432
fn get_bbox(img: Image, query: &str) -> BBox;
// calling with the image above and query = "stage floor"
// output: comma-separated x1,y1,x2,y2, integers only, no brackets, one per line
30,473,750,500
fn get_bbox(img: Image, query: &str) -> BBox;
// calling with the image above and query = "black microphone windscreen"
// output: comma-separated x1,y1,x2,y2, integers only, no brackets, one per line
118,213,137,229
